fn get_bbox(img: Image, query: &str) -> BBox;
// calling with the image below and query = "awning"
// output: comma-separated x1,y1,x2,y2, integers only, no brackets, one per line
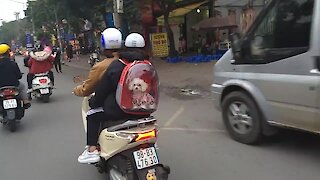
158,1,208,20
169,1,208,18
192,17,238,31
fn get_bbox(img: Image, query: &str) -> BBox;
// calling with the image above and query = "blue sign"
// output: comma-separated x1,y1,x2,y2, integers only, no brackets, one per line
64,34,75,41
105,12,115,28
26,33,34,48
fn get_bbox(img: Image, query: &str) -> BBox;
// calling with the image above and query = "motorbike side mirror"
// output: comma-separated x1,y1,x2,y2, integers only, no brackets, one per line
230,33,243,63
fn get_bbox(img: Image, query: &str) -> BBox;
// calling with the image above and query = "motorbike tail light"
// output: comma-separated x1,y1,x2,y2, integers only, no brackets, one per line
135,130,156,142
116,132,137,142
0,89,18,97
39,79,48,84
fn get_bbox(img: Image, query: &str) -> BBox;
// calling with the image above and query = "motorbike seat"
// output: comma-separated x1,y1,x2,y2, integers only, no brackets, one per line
34,72,49,77
106,116,157,132
0,86,19,91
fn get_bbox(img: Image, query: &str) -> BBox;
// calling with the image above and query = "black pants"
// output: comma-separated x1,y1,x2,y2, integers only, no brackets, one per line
87,112,105,146
54,60,62,72
27,71,55,89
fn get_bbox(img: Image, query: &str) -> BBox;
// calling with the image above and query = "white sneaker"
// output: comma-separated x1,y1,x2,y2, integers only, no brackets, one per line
78,148,100,164
27,89,32,94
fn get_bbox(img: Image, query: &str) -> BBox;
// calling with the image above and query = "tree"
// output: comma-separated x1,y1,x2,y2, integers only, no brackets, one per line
0,19,29,45
157,0,178,57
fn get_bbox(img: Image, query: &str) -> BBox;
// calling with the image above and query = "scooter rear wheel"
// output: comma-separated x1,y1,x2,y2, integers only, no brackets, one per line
8,120,16,132
109,168,137,180
42,95,50,103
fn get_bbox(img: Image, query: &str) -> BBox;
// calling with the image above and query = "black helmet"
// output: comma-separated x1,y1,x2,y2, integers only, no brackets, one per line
35,44,44,52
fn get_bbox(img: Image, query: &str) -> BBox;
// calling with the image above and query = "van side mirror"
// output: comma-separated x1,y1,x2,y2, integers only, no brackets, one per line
230,33,243,62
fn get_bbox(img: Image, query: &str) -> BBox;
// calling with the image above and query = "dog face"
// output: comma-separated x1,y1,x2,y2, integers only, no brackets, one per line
129,78,148,93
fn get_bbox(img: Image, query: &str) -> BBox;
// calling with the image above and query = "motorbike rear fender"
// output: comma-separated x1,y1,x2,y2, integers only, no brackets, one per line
32,76,52,88
1,97,23,121
105,143,169,179
106,143,158,176
5,109,16,120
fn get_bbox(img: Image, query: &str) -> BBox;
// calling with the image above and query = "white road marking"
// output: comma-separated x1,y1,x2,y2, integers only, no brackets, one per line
161,127,226,133
164,107,185,127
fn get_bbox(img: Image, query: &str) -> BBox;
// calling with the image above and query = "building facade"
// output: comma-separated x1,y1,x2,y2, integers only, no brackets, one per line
145,0,268,54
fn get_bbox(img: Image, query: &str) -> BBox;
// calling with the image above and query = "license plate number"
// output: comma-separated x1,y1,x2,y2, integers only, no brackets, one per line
40,88,49,94
133,147,159,170
3,99,17,109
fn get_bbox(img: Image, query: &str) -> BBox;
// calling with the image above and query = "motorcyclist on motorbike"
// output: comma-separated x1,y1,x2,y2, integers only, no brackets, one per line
73,28,122,97
77,33,149,164
27,45,55,93
0,44,31,109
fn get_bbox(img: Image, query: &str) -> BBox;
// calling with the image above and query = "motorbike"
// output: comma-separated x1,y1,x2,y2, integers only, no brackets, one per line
88,50,100,67
30,72,53,102
0,87,25,132
82,96,170,180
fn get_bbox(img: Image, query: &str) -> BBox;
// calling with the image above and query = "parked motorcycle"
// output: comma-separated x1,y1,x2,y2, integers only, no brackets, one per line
88,50,100,67
0,87,25,132
30,72,53,102
81,96,170,180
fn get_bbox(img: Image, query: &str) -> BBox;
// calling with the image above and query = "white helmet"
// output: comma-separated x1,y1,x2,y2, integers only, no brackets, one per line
125,33,145,48
101,28,122,50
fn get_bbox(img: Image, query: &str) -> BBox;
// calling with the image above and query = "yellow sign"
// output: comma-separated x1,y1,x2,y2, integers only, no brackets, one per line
151,33,169,57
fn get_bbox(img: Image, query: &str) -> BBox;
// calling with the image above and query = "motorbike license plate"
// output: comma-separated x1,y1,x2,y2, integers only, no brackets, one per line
133,147,159,170
3,99,17,109
40,88,49,94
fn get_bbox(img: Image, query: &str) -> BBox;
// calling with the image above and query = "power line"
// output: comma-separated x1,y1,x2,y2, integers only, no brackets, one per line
3,0,26,5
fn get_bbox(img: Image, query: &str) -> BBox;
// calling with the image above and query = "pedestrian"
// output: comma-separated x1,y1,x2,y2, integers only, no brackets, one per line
181,36,187,53
196,35,202,54
53,46,62,73
66,43,73,62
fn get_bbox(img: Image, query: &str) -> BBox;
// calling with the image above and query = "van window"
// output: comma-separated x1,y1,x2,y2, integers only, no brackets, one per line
245,0,314,63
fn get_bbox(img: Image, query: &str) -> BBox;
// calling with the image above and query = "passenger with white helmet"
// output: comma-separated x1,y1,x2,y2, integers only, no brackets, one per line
77,32,149,164
123,32,149,60
73,28,123,97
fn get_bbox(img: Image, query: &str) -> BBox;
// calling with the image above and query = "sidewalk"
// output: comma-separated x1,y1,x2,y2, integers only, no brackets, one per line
63,55,91,71
64,54,216,95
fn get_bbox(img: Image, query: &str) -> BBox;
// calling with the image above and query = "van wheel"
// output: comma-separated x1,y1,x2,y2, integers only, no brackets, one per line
222,91,262,145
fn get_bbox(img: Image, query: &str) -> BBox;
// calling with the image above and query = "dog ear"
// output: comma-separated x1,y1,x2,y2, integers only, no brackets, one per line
128,80,134,90
141,81,148,92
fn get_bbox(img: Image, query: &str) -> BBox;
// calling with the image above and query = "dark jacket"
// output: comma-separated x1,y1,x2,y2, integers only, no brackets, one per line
0,58,22,88
89,51,146,120
54,49,61,63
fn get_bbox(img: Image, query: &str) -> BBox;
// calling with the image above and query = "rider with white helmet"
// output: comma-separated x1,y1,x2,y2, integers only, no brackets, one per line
73,28,123,97
77,32,149,164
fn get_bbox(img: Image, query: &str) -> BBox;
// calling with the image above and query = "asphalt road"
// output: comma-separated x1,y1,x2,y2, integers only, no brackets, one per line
0,56,319,180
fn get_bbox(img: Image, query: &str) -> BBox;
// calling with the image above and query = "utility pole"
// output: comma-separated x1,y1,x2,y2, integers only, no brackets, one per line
27,0,37,42
54,7,63,62
209,0,215,17
113,0,124,29
14,12,21,49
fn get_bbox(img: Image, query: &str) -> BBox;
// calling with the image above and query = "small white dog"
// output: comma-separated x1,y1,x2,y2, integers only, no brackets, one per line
129,78,156,110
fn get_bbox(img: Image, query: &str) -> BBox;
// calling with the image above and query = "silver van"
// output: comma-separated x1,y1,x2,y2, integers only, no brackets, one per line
212,0,320,144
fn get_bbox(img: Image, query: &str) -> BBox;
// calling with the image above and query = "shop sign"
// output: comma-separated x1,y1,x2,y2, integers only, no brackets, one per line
151,33,169,57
